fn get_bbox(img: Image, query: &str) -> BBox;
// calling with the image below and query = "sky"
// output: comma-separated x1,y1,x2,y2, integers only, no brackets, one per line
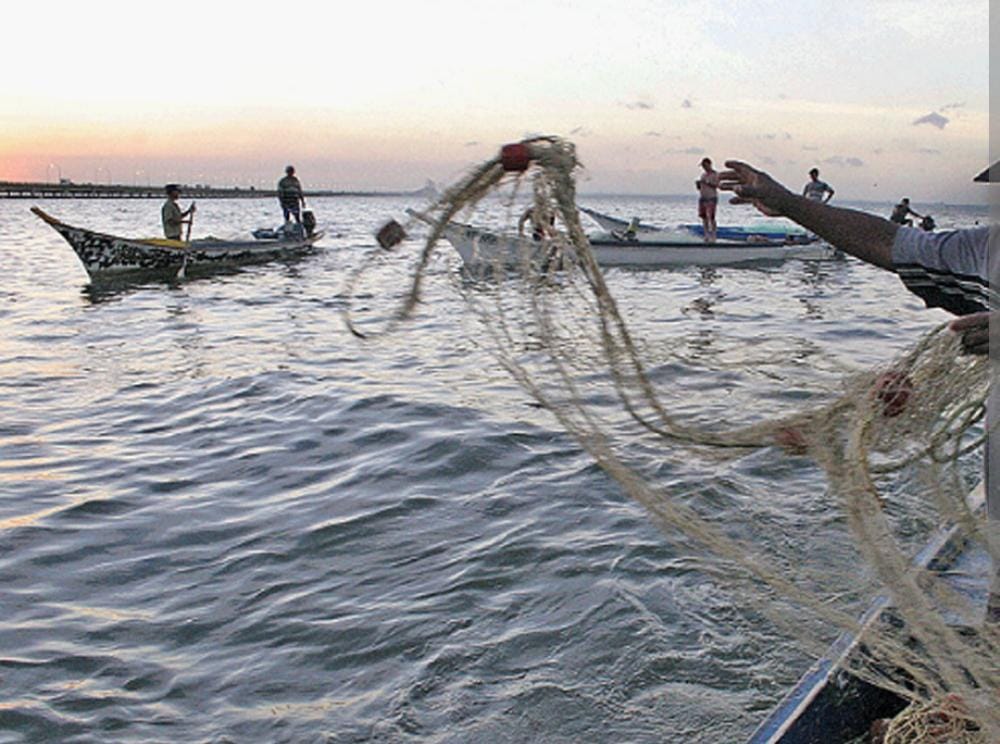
0,0,990,203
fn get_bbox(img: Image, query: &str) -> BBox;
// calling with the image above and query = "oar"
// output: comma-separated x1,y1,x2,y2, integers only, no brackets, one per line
177,203,195,280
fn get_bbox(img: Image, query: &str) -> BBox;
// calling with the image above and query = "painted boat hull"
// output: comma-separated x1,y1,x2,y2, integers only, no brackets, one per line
580,205,812,243
32,207,323,277
442,222,834,268
748,484,989,743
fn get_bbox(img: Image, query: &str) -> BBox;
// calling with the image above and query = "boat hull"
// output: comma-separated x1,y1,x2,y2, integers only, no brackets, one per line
32,207,323,277
443,223,834,268
748,485,989,743
580,206,812,243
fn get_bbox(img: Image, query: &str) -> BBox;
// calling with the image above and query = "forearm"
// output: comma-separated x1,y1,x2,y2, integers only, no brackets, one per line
774,192,898,269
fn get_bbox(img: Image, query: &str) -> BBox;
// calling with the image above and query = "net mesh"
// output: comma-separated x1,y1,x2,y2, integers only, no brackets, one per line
345,136,998,740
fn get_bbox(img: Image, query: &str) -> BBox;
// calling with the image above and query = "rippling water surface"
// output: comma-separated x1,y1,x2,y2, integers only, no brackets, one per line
0,194,986,742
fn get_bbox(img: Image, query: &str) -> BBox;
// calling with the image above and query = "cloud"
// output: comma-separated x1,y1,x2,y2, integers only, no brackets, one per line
939,102,965,112
569,126,592,137
783,132,793,141
756,133,777,141
463,141,481,147
822,156,865,168
872,148,884,155
756,155,777,166
643,131,662,137
917,148,940,155
681,99,693,109
801,145,819,151
622,100,654,110
666,146,706,155
913,111,949,129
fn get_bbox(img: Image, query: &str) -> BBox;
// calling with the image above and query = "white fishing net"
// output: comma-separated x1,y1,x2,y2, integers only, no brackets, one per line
345,136,997,740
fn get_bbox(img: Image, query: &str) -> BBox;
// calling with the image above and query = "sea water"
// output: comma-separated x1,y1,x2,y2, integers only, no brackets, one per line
0,194,987,742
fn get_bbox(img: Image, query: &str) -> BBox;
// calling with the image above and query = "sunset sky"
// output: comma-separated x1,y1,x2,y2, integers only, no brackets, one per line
1,0,990,203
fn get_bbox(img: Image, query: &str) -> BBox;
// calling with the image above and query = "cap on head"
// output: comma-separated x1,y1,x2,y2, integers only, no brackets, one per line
809,168,819,176
701,157,712,166
902,197,910,203
285,165,295,175
165,183,180,194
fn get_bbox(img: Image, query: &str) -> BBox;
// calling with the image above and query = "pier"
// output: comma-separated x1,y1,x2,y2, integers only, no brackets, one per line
0,181,426,200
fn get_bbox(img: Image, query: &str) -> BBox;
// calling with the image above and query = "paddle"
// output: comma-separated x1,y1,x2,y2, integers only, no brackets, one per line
177,202,196,280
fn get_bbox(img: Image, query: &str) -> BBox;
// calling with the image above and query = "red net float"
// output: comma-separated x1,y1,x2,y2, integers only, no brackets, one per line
500,143,532,172
873,372,914,417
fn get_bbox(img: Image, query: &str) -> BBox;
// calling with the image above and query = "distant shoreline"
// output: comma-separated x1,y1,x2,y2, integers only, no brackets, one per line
0,181,432,200
1,181,987,211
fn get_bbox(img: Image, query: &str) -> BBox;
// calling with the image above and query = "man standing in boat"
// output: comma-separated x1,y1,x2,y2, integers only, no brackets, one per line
695,157,720,243
161,184,196,241
802,167,835,203
278,165,306,225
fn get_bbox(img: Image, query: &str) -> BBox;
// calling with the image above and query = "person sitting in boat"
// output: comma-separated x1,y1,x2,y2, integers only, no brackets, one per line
161,184,196,241
278,165,306,225
518,206,555,241
890,197,923,226
695,157,720,243
802,167,835,203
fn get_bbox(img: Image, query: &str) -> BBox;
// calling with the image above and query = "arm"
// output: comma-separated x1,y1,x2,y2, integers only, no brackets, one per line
824,186,834,203
719,161,898,270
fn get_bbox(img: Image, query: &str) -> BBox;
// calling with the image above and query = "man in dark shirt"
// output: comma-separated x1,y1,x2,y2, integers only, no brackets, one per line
278,165,306,224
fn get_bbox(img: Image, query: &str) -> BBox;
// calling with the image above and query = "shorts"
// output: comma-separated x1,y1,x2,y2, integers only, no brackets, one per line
698,197,717,221
281,201,301,222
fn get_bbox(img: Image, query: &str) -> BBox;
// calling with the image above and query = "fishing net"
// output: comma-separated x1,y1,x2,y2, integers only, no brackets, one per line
345,136,998,740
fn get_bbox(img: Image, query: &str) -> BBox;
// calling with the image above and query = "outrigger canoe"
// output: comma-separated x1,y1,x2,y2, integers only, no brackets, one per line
748,483,991,743
32,207,323,277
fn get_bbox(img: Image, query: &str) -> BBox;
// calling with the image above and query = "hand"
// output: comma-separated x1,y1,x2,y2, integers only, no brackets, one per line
949,311,994,356
718,161,792,217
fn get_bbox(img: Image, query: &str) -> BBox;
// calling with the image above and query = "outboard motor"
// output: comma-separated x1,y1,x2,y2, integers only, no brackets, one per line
302,209,317,237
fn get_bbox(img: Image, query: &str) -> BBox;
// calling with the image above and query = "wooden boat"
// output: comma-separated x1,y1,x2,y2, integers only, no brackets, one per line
580,205,812,244
422,218,834,269
748,484,991,743
32,207,323,277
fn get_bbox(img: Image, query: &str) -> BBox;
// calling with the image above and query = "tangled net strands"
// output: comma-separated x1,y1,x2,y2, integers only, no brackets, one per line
344,136,998,740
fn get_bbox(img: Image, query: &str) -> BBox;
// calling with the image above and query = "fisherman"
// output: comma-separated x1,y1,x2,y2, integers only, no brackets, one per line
890,197,923,226
802,167,835,203
719,159,997,624
695,157,720,243
518,206,555,241
278,165,306,225
161,184,196,241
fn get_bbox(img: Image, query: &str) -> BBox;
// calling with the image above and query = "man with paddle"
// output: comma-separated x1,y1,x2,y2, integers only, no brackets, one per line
161,184,196,241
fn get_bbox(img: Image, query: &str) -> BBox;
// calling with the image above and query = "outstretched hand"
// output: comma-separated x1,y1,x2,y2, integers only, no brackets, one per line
949,311,994,356
718,161,791,217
